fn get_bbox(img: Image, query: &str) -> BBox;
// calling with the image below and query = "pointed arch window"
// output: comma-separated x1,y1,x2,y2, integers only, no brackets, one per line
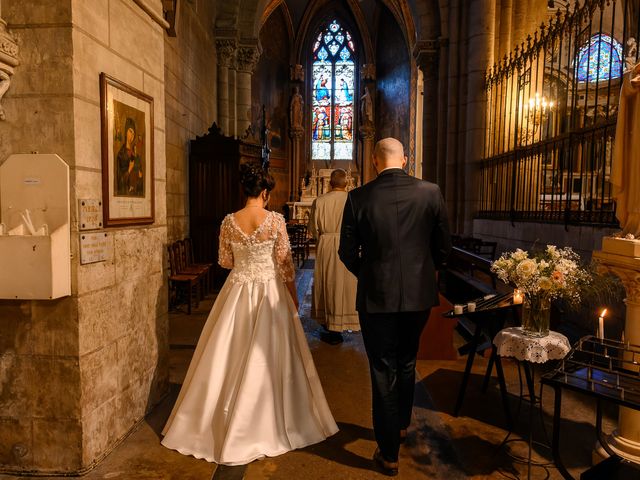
576,33,623,82
311,19,356,161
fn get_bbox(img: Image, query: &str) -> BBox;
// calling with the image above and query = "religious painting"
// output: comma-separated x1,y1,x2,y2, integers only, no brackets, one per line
100,73,154,226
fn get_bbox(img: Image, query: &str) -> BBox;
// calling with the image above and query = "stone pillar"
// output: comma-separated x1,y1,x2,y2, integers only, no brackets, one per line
498,0,513,59
0,13,19,121
216,39,236,135
463,0,495,233
437,37,450,192
415,40,439,183
593,238,640,463
360,64,376,184
236,44,260,137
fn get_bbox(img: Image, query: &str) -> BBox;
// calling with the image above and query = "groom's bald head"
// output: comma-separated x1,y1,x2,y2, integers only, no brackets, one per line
373,138,406,172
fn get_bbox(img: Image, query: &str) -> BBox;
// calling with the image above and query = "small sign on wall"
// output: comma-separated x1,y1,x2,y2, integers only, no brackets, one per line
80,232,112,265
79,199,103,230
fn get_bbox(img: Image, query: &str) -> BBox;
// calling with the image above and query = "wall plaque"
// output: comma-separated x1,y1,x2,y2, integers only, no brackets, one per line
79,199,103,230
80,232,111,265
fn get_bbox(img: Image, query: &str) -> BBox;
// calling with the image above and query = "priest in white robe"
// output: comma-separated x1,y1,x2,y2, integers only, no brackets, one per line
308,169,359,343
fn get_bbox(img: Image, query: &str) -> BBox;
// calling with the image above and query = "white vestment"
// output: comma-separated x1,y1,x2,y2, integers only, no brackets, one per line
308,190,360,332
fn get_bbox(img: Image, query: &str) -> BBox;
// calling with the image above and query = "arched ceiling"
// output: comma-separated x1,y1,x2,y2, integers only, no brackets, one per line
214,0,442,44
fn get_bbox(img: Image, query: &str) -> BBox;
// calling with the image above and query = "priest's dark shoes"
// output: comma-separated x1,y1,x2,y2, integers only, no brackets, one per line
373,448,399,476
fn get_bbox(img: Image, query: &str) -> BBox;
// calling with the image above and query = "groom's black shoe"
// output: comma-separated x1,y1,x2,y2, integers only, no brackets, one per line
373,448,399,476
320,328,344,345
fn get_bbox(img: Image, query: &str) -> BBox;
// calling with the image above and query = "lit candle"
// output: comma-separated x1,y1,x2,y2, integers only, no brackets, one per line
454,304,464,315
467,302,476,313
513,289,523,305
598,308,607,339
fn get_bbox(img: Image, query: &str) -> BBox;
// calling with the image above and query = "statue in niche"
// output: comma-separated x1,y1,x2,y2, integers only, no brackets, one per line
289,86,303,130
360,86,373,126
612,62,640,237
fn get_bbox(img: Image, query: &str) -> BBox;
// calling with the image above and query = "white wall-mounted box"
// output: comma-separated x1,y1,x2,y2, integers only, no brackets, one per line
0,154,71,299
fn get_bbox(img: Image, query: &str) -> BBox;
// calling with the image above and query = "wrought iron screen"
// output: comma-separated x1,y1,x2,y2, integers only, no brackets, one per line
480,0,639,227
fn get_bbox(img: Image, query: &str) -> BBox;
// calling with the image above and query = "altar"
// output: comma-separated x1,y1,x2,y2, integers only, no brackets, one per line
287,167,359,223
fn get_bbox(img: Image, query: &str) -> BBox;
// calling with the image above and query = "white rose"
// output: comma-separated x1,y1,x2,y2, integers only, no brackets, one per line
516,259,537,278
538,276,553,290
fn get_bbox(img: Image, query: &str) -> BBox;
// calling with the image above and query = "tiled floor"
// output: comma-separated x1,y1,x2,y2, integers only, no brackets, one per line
1,265,617,479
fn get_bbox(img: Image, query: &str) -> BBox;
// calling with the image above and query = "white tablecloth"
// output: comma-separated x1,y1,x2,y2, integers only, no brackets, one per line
494,327,571,363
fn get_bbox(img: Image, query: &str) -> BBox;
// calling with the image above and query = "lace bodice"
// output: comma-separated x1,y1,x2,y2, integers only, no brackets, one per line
218,211,295,284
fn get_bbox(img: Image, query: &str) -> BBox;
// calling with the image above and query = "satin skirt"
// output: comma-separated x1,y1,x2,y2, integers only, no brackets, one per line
161,277,338,465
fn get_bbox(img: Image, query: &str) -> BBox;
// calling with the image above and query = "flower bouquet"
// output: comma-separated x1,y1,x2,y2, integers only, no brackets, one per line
491,246,591,337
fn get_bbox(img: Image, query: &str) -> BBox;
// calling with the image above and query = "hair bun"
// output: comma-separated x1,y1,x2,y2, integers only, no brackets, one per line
239,162,276,198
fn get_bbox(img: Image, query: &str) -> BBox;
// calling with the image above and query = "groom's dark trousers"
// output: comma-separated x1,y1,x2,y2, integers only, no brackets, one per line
339,168,451,463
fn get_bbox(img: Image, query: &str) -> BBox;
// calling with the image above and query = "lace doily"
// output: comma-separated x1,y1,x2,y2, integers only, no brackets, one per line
494,327,571,363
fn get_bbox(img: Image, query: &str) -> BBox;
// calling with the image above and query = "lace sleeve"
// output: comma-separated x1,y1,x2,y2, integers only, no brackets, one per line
274,214,295,282
218,216,234,269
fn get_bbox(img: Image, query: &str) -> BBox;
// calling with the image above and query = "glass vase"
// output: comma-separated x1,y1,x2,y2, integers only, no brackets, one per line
521,295,551,338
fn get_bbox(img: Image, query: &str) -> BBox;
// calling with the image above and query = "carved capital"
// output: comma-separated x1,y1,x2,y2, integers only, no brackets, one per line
0,19,19,121
359,125,375,140
216,39,237,69
414,40,439,74
361,63,376,82
236,45,261,73
599,264,640,305
289,126,304,139
290,64,304,82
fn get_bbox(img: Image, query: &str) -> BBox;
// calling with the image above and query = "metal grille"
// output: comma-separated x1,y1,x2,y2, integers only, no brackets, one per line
479,0,639,227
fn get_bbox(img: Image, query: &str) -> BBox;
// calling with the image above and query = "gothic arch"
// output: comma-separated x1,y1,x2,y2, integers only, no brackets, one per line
294,0,374,65
258,0,295,46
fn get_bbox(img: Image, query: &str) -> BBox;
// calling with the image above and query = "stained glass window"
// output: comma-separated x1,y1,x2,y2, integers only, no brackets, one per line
312,20,355,161
576,33,623,82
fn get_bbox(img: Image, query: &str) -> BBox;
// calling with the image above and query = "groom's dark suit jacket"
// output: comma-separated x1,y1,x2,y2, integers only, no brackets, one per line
338,168,451,313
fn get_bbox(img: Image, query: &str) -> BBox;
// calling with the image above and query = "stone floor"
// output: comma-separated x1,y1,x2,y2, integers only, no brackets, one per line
1,264,621,479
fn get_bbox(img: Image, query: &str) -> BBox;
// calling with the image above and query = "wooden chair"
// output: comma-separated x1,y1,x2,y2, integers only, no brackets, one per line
289,223,310,268
167,243,200,314
175,239,210,296
184,237,213,294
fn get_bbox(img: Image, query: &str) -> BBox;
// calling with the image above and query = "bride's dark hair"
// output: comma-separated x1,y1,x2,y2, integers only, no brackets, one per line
239,163,276,198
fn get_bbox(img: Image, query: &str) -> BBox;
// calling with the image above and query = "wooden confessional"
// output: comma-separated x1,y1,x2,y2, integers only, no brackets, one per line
189,123,262,287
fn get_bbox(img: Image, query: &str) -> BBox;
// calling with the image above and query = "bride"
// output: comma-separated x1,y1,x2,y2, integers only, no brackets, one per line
161,164,338,465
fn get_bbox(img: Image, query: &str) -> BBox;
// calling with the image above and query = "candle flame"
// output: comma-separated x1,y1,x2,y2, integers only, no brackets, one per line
600,308,607,318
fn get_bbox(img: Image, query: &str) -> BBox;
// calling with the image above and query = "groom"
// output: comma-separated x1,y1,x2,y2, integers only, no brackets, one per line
339,137,451,476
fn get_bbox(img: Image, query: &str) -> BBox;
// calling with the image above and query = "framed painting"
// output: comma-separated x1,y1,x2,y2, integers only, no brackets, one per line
100,72,154,227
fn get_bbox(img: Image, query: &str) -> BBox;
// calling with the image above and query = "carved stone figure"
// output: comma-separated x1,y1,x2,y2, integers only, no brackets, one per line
360,86,373,126
290,86,303,130
626,38,638,72
0,18,19,121
612,62,640,237
290,64,304,82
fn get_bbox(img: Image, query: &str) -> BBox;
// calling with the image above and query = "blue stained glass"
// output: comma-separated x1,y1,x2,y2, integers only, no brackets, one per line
576,33,623,82
311,19,356,161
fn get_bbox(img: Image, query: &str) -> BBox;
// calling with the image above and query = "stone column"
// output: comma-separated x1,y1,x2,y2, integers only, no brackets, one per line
437,37,450,192
216,39,236,135
463,0,495,233
236,44,260,137
593,238,640,463
415,40,439,183
360,64,376,184
0,12,19,121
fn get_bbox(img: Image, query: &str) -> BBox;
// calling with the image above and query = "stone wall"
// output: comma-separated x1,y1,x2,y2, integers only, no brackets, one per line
473,218,619,261
164,0,217,242
0,0,169,474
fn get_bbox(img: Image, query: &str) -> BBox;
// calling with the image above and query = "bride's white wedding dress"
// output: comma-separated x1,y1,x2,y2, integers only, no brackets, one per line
161,211,338,465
